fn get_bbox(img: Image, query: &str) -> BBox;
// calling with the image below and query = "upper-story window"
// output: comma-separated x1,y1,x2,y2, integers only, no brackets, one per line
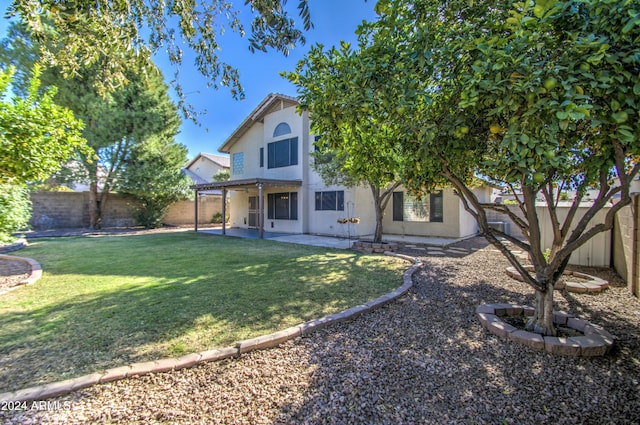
267,137,298,168
273,122,292,138
232,152,244,175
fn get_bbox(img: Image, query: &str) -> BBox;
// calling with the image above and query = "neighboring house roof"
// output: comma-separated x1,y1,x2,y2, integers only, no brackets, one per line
218,93,299,153
185,152,230,170
182,168,223,195
181,168,209,185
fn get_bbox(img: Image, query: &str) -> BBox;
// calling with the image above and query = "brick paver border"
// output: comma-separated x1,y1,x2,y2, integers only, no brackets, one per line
0,251,421,403
476,303,614,356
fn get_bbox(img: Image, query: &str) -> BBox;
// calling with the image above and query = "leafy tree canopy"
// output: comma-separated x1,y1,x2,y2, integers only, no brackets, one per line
289,0,640,336
1,20,188,228
117,135,192,228
0,65,87,184
286,41,404,242
6,0,313,116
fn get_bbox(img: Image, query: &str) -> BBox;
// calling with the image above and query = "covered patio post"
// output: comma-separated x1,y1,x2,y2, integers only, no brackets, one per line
222,188,227,236
258,183,264,239
194,189,199,233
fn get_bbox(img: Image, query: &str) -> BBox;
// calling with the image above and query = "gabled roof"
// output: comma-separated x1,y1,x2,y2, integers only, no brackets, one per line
218,93,299,153
185,153,230,170
181,168,209,185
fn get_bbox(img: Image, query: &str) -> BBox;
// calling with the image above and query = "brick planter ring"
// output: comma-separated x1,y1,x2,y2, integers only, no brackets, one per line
476,303,614,356
351,241,398,254
505,266,609,294
0,255,43,296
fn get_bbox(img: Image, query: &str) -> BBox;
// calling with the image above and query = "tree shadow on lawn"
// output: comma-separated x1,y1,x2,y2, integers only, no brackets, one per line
272,251,640,424
0,233,406,393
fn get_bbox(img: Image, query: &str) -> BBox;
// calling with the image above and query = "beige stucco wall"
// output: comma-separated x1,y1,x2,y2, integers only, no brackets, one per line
229,124,264,179
382,187,466,238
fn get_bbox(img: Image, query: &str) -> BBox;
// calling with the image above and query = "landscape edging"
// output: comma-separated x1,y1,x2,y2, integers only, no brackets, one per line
0,252,421,403
476,303,615,356
0,239,28,254
0,254,43,296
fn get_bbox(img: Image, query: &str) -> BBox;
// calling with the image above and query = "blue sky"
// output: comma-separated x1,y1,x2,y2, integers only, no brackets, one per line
1,1,377,159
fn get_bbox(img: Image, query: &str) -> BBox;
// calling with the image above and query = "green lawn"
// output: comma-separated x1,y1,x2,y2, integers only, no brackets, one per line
0,232,407,392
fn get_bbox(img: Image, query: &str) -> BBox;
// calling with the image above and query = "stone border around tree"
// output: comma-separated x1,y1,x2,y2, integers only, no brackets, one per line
0,254,43,296
0,251,421,404
476,303,615,356
505,266,609,293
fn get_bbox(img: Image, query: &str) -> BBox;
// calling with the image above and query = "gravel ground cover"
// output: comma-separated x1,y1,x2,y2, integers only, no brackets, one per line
0,259,30,290
2,237,639,424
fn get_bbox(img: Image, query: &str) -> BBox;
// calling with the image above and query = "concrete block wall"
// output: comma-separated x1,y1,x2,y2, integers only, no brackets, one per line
29,192,222,229
30,192,92,229
163,196,223,226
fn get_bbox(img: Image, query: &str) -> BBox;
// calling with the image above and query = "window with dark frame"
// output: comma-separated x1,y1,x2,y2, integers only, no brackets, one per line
267,192,298,220
259,147,264,168
273,122,292,138
392,190,443,222
429,191,444,222
267,137,298,169
315,191,344,211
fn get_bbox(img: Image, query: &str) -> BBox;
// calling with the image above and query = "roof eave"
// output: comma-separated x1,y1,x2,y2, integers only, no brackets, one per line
218,93,299,153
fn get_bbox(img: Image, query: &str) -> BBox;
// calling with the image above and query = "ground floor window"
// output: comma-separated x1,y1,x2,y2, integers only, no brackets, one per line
267,192,298,220
392,190,443,222
315,190,344,211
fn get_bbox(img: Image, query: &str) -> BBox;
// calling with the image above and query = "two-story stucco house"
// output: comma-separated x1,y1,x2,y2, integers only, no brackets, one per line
193,93,492,240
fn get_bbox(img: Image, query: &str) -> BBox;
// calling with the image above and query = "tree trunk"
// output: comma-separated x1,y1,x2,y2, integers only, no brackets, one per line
88,181,101,229
526,281,557,336
370,186,383,243
88,183,109,229
374,204,383,243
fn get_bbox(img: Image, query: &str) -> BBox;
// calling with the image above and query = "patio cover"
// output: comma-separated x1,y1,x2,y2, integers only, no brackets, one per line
192,178,302,238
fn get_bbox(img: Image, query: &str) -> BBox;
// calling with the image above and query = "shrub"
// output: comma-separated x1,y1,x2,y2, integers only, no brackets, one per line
0,184,31,243
133,200,169,229
211,212,229,224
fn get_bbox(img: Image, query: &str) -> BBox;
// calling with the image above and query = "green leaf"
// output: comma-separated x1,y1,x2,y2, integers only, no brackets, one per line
622,17,639,34
617,128,636,142
612,111,629,123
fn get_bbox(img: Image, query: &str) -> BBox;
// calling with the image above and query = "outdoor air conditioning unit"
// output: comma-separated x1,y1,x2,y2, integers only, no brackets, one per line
488,221,511,236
